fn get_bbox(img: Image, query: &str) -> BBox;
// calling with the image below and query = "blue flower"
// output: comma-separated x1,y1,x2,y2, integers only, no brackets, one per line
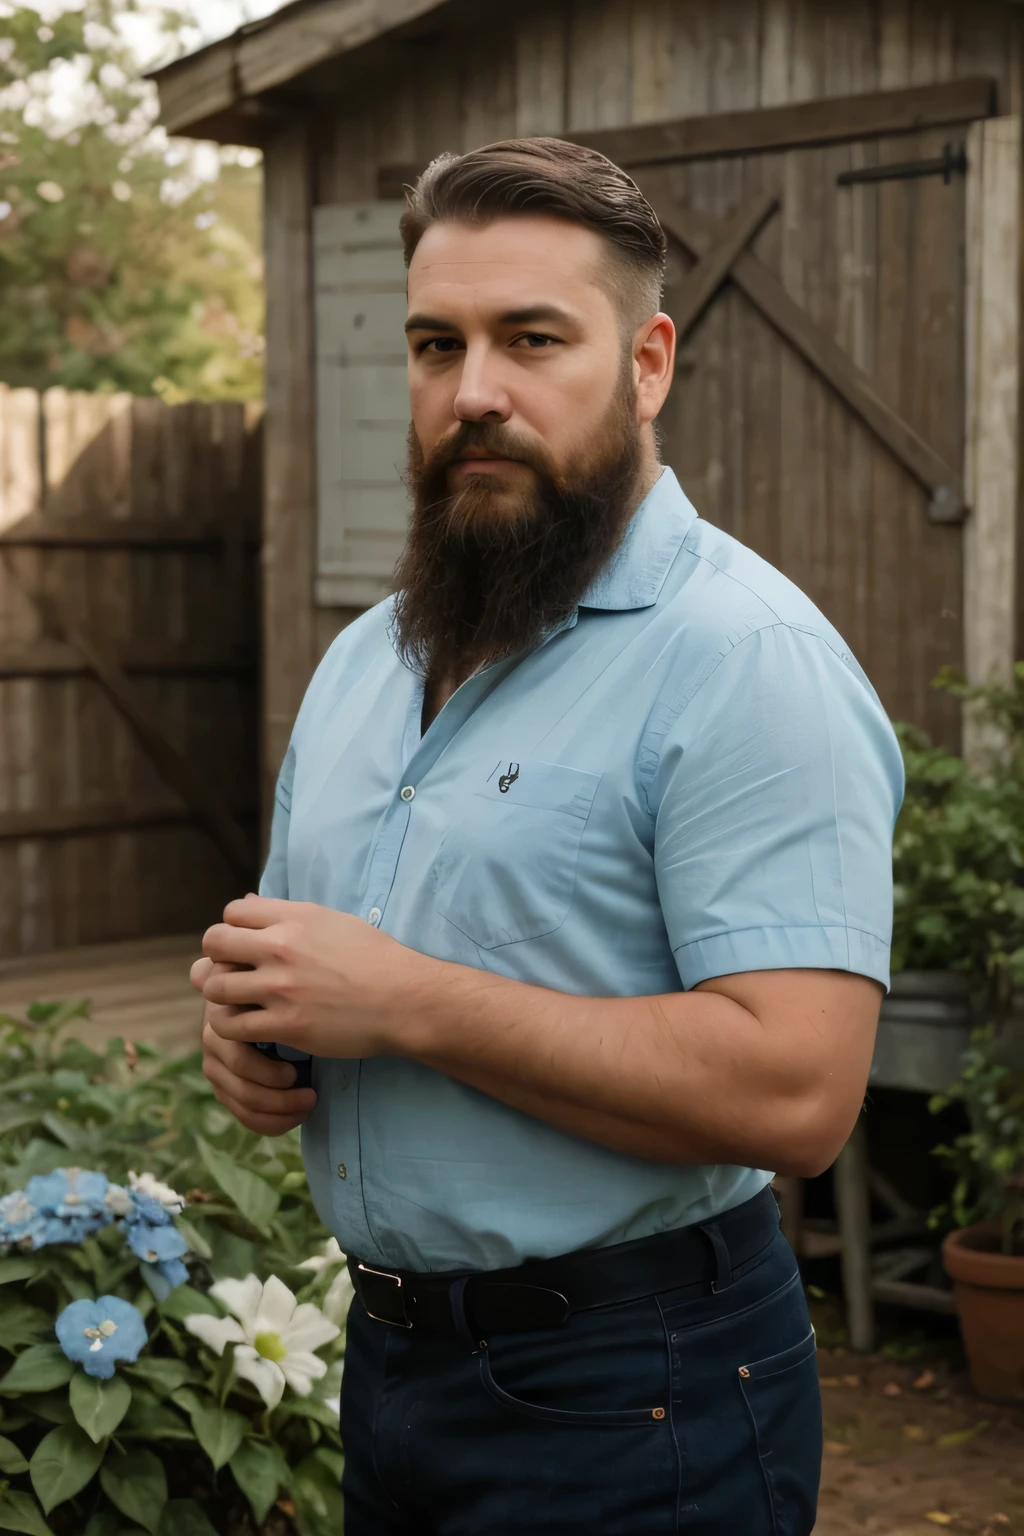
0,1191,43,1246
126,1192,172,1227
26,1169,110,1220
140,1257,190,1301
126,1220,187,1267
0,1170,114,1251
55,1296,148,1379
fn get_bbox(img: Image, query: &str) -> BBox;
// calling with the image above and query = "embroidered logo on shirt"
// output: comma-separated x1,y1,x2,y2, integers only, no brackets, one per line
498,762,520,794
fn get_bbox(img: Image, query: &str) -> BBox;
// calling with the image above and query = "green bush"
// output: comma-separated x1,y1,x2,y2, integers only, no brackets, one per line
892,666,1024,1000
929,1025,1024,1256
0,1001,353,1536
892,665,1024,1254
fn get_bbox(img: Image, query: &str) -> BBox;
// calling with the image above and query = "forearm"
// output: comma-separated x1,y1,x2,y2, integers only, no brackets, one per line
399,953,822,1171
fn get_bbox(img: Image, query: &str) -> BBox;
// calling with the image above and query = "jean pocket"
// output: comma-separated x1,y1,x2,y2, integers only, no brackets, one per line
738,1330,822,1536
478,1349,664,1428
432,758,601,948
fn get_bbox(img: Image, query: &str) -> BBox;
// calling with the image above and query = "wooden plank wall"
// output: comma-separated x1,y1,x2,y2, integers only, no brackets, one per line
252,0,1024,781
0,386,261,960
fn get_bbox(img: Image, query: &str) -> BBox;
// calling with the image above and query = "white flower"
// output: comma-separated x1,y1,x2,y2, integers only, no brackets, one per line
184,1274,339,1410
104,1185,134,1217
298,1237,345,1275
128,1170,185,1213
323,1266,355,1326
322,1392,340,1419
36,180,64,203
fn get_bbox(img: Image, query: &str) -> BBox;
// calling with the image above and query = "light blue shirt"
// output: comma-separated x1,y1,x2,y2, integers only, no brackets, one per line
262,469,904,1272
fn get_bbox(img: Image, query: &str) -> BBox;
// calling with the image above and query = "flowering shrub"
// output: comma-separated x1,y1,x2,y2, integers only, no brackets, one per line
0,1000,353,1536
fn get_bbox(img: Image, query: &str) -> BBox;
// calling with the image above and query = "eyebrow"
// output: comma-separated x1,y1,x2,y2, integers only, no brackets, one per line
404,303,579,334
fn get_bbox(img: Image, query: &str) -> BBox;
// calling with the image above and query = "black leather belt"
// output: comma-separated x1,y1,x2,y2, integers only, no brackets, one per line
349,1184,780,1338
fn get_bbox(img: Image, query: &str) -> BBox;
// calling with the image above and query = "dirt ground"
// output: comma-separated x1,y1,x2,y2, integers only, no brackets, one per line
815,1340,1024,1535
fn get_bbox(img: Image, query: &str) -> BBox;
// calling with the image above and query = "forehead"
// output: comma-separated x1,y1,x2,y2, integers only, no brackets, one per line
407,214,614,318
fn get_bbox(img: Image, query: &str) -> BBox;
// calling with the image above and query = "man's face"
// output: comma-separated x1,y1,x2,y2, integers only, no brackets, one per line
405,215,633,514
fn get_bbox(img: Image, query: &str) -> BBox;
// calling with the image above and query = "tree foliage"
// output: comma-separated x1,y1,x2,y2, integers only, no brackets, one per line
0,1,264,399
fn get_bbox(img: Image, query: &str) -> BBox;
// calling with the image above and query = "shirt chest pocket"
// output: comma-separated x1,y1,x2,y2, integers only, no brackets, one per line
431,758,601,949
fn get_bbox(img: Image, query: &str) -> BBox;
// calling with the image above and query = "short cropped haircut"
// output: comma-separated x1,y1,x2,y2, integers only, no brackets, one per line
400,137,667,328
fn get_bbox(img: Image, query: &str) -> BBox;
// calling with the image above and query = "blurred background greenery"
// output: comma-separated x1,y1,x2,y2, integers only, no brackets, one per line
0,1,271,402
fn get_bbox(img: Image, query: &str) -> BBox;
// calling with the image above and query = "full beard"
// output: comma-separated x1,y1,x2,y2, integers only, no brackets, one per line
392,383,644,683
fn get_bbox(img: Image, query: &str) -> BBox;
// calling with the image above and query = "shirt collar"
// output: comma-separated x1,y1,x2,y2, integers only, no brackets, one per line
576,467,698,612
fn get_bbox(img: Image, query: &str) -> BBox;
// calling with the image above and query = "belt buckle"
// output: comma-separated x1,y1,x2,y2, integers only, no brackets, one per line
357,1262,413,1328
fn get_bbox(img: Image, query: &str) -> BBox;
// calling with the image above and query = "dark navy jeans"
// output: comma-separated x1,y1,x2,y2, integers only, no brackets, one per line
339,1225,822,1534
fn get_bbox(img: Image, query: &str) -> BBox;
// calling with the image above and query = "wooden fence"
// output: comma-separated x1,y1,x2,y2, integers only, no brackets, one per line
0,386,262,960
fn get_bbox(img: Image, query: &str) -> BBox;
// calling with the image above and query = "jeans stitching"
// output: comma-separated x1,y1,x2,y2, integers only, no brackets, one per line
655,1294,684,1534
478,1348,660,1427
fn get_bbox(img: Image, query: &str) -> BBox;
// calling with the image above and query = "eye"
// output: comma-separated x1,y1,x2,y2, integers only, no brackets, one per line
417,337,463,355
512,333,560,349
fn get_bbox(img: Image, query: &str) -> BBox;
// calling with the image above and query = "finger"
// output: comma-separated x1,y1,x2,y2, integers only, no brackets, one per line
202,1025,302,1089
205,1002,279,1044
208,1080,311,1137
190,956,215,993
203,1049,316,1117
202,922,266,967
222,895,296,931
203,967,279,1009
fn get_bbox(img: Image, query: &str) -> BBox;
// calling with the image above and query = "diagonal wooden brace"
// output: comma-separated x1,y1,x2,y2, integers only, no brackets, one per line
640,171,966,523
1,548,255,887
668,192,779,345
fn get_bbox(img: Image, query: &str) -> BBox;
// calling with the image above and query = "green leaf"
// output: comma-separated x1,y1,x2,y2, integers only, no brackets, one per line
70,1372,131,1444
29,1392,73,1426
124,1359,196,1398
316,1446,344,1481
100,1450,167,1535
157,1287,219,1323
0,1345,75,1394
0,1490,54,1536
229,1438,287,1525
936,1419,990,1447
195,1138,279,1233
29,1424,104,1514
119,1385,191,1443
156,1502,218,1536
0,1432,29,1473
173,1221,211,1262
204,1227,257,1281
186,1399,247,1471
0,1260,40,1287
0,1302,55,1352
291,1452,345,1528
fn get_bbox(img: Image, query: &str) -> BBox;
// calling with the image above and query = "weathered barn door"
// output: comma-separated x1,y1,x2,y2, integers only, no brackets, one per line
642,134,966,744
596,117,985,749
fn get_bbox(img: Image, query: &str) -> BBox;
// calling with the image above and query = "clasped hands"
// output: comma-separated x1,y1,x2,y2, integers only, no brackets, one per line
192,895,423,1136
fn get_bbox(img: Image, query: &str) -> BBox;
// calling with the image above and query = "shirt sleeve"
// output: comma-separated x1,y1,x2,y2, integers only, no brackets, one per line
258,742,295,901
645,624,904,992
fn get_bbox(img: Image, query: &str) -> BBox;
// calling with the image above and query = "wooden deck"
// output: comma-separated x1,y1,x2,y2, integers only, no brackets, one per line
0,934,204,1056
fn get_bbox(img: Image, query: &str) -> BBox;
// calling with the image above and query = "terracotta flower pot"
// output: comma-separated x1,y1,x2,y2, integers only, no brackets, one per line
943,1222,1024,1403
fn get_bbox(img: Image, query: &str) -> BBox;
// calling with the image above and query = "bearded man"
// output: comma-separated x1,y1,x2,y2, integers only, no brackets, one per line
193,138,903,1535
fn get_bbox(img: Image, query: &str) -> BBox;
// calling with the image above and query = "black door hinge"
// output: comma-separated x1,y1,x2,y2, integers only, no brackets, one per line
837,142,967,188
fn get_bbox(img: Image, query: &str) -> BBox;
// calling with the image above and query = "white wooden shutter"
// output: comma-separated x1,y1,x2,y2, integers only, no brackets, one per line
314,202,410,608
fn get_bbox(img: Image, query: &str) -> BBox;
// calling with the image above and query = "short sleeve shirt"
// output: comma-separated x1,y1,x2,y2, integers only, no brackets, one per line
262,469,904,1272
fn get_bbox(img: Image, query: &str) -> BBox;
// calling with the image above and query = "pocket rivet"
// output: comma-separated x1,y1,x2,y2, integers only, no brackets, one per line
652,1407,666,1420
738,1366,751,1378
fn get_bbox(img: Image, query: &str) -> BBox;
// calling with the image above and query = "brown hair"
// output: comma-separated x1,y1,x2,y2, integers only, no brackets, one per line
400,137,667,326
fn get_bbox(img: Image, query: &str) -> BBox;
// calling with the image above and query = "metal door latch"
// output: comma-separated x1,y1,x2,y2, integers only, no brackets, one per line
837,142,967,188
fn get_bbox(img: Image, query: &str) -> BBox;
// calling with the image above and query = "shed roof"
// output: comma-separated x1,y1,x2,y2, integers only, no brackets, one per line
147,0,472,144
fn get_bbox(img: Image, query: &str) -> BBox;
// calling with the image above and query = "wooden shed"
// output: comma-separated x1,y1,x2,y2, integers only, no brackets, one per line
153,0,1024,821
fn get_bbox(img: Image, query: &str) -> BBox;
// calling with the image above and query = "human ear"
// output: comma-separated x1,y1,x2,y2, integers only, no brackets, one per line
633,312,676,424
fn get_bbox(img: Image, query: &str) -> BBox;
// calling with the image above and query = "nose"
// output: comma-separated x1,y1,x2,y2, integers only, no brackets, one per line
452,342,512,424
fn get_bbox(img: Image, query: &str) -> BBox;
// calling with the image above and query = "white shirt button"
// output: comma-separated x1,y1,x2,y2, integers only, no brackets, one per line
368,907,382,927
400,785,416,802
